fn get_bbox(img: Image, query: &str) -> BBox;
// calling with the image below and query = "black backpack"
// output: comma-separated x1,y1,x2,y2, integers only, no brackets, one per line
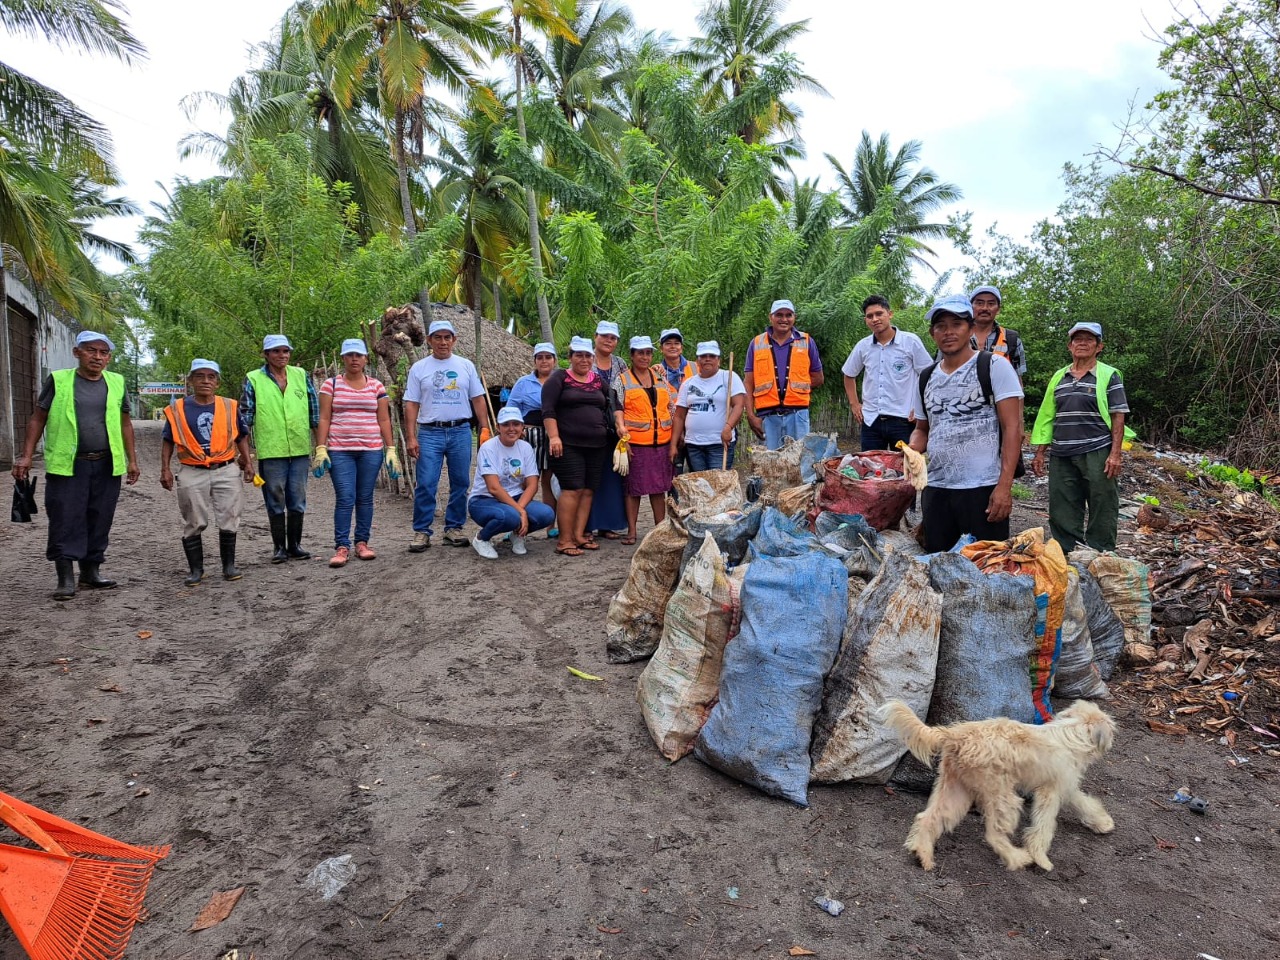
918,351,1026,478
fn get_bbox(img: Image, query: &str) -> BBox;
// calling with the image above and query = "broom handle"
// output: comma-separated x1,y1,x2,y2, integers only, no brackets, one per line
722,351,735,470
0,800,68,857
478,373,497,430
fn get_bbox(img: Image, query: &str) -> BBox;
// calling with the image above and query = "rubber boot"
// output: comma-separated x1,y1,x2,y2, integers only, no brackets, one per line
219,530,242,581
78,561,117,589
269,513,288,564
53,559,76,600
285,512,310,560
182,536,204,586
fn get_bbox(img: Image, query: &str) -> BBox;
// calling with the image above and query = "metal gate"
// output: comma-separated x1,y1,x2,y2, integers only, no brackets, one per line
7,303,37,452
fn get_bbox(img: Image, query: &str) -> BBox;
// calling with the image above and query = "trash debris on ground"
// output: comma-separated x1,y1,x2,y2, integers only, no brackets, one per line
303,854,356,900
813,896,845,917
191,886,246,932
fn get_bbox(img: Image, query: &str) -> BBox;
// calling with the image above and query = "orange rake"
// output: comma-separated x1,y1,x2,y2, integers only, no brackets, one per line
0,790,170,960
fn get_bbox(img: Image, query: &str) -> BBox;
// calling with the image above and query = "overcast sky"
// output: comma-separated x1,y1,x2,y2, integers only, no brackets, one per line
6,0,1180,286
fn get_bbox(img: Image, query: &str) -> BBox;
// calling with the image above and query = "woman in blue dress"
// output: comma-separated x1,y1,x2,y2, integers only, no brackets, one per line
586,320,628,542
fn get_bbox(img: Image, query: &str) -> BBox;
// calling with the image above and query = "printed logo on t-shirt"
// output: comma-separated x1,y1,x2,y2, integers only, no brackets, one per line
890,357,910,377
196,410,215,443
432,370,461,394
506,458,524,481
686,382,723,414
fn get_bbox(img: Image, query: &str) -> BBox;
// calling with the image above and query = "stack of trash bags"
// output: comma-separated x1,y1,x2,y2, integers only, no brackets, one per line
610,465,1150,808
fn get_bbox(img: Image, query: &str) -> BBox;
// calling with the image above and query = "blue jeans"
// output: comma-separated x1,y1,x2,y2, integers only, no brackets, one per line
860,415,915,452
413,425,472,535
685,442,736,472
468,497,556,541
330,449,383,547
761,408,810,450
259,456,309,516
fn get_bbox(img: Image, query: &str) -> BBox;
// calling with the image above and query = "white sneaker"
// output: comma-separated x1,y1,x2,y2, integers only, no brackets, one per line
471,536,499,560
510,535,527,556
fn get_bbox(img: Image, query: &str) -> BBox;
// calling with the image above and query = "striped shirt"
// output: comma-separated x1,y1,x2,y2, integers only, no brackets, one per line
320,375,387,450
1049,369,1129,458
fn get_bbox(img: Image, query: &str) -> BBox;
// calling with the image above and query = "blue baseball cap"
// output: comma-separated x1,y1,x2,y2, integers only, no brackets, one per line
926,294,974,325
969,285,1002,303
533,341,557,357
340,338,368,356
263,334,292,351
1068,322,1103,340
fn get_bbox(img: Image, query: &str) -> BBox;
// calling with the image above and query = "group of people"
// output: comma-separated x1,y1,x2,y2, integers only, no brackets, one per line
839,287,1128,555
11,287,1128,597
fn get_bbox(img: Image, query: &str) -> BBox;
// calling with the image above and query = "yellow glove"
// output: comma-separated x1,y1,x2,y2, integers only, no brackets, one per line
613,437,630,476
311,445,331,478
384,448,402,480
896,441,928,492
253,473,266,487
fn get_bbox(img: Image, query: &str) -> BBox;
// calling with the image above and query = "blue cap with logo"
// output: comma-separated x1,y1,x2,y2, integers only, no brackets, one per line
496,405,525,424
926,294,974,325
340,338,367,356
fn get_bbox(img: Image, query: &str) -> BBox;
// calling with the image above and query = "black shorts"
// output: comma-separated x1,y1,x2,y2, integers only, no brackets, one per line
550,443,608,492
921,484,1010,553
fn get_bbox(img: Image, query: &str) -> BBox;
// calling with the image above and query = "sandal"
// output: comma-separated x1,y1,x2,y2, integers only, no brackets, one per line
621,535,637,545
555,545,584,557
577,539,600,550
598,530,622,540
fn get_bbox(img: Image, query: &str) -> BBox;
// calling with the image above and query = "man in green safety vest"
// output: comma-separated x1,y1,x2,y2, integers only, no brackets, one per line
11,330,140,600
241,334,319,563
1030,322,1130,553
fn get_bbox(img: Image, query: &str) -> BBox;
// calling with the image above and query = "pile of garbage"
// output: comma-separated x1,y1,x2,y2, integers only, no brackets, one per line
605,456,1153,806
1099,448,1280,759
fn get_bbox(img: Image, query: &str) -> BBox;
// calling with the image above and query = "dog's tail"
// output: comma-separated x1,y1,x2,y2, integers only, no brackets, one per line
878,700,947,767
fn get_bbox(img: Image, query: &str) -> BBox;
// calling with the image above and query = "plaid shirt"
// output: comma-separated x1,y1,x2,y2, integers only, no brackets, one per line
240,365,320,429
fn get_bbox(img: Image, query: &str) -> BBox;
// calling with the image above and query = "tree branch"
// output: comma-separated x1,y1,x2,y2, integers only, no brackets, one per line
1117,159,1280,205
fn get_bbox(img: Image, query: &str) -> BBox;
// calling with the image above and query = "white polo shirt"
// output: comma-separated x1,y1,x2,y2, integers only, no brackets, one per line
841,329,934,424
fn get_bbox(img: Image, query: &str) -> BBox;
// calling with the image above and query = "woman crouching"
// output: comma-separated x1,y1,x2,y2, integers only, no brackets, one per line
467,406,556,559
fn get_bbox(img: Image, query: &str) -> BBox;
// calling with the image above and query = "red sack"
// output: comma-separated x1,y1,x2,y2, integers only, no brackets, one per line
815,452,916,531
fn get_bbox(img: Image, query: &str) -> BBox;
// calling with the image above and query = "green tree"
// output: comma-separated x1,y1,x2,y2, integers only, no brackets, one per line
135,136,460,388
827,131,962,277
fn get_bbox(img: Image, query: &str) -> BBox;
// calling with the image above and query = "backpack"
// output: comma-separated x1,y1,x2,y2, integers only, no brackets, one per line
918,351,1026,479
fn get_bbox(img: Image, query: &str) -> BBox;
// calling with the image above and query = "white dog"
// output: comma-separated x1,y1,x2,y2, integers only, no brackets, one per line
880,700,1116,872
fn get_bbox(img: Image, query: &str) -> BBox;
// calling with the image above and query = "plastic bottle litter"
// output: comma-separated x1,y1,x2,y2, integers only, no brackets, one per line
813,896,845,917
1222,691,1239,701
303,854,357,900
1171,787,1192,804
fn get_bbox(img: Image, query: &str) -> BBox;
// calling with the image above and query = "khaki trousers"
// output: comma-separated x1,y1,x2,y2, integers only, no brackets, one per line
176,462,244,537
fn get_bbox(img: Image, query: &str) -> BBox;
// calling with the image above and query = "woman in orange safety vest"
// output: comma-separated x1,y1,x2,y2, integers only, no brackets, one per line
611,336,678,545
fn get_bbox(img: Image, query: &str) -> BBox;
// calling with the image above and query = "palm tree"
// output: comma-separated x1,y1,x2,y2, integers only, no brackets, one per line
502,0,579,343
427,90,529,316
683,0,826,147
525,1,632,153
827,131,962,272
308,0,505,240
181,6,401,236
598,28,675,135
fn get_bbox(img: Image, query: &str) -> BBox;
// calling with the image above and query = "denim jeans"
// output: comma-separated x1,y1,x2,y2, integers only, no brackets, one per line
413,424,472,535
259,455,309,516
761,408,810,450
685,442,735,472
468,497,556,541
860,415,915,452
330,448,383,547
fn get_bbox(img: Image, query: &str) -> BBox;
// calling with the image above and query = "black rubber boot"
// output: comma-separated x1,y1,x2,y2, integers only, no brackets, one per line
285,513,310,560
269,513,288,564
182,536,204,586
78,561,117,589
219,530,242,581
53,559,76,600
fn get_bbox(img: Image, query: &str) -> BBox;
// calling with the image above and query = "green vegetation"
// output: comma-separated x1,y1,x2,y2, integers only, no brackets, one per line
1010,482,1033,502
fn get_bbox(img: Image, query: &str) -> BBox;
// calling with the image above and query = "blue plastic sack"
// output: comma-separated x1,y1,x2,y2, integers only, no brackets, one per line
799,433,840,483
752,507,820,558
694,549,849,806
680,501,763,575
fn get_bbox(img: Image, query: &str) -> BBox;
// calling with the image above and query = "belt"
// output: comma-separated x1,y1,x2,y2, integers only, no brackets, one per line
183,459,235,470
873,414,911,423
757,408,792,418
419,418,470,429
76,450,110,461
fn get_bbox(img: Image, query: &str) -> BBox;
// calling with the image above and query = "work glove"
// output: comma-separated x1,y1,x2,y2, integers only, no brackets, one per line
613,437,630,476
252,473,266,487
478,426,493,445
384,448,402,480
311,445,331,478
896,441,928,492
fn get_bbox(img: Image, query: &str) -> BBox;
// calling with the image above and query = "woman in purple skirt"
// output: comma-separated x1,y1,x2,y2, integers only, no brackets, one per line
611,336,678,544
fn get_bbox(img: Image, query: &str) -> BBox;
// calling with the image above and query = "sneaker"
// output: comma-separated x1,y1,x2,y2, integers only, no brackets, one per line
443,528,469,547
471,536,499,560
329,546,350,568
409,531,431,553
354,542,376,560
510,535,527,556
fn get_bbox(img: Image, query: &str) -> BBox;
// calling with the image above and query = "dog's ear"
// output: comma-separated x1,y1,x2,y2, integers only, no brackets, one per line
1088,709,1116,753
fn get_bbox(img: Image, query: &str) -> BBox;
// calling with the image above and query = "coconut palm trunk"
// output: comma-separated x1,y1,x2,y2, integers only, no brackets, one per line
513,17,555,345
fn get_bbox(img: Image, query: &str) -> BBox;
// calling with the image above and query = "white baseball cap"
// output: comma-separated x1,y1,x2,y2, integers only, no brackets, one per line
1067,322,1103,340
770,299,795,314
76,330,116,351
695,341,721,356
340,338,367,355
659,327,683,343
263,334,292,351
533,341,557,357
428,320,456,336
595,320,620,337
569,336,594,353
496,405,525,424
629,335,654,351
189,358,221,375
969,285,1002,303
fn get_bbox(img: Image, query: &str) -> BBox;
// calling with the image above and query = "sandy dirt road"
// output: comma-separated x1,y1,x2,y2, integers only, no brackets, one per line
2,421,1277,960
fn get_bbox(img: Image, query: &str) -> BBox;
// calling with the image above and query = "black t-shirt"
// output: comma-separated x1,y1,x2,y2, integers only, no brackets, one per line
36,373,126,454
541,369,609,448
161,398,248,453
